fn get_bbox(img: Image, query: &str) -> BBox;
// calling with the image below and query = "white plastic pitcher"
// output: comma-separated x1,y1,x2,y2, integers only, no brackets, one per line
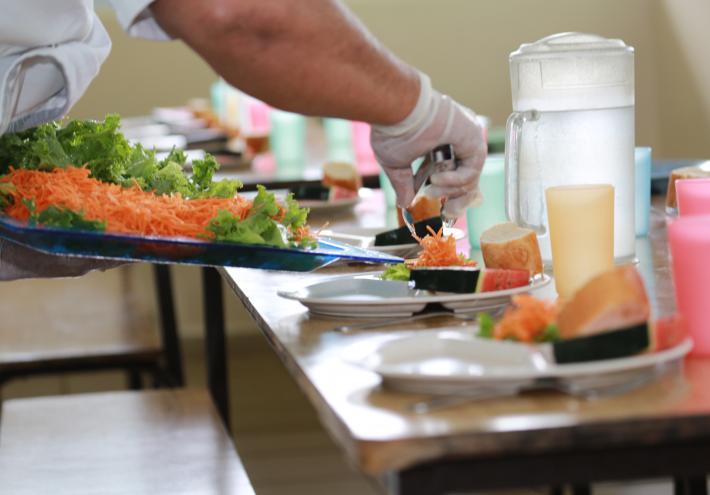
505,33,635,264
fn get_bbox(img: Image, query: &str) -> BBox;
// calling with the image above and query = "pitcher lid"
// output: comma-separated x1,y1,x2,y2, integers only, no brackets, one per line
511,32,633,60
509,32,635,112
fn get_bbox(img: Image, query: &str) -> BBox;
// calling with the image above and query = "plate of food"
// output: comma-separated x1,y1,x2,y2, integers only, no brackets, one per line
289,162,362,214
277,272,550,318
279,224,550,317
0,116,401,271
298,195,360,214
349,329,690,395
345,265,692,394
318,217,465,259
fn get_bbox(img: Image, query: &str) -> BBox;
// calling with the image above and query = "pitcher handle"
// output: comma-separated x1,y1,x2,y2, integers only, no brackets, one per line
505,110,544,233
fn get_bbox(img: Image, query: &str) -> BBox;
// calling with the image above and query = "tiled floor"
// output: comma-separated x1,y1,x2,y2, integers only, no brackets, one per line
0,267,689,494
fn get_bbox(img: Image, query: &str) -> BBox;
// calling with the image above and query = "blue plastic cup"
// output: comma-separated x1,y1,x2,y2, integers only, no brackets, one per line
270,110,307,178
466,155,506,249
635,147,652,237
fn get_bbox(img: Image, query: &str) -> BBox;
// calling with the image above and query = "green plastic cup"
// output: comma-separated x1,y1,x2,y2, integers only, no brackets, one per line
379,169,397,208
323,118,355,163
466,155,506,249
270,110,307,178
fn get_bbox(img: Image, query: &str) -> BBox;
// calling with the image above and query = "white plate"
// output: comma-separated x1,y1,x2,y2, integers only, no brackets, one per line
299,196,360,214
319,227,465,258
278,272,551,318
346,329,692,394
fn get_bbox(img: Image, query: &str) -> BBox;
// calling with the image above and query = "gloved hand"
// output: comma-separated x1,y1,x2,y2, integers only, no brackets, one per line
0,239,123,281
370,71,487,219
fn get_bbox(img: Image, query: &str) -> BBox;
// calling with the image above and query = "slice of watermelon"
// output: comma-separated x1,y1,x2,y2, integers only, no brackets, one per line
475,268,530,292
651,314,688,351
329,185,359,201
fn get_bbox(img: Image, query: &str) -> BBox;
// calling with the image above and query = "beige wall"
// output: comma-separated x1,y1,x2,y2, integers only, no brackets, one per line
75,0,710,158
70,12,216,120
346,0,663,150
70,0,710,337
654,0,710,158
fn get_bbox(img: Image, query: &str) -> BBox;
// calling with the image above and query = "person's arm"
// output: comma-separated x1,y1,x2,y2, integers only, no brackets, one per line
149,0,486,215
150,0,418,126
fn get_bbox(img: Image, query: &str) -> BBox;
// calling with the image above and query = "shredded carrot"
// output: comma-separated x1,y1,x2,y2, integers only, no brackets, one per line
493,295,559,342
407,226,476,268
0,166,253,239
291,225,314,244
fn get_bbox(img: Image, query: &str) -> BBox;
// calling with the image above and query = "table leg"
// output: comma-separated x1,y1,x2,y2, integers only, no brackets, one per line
153,265,185,387
201,266,231,431
675,476,708,495
571,484,592,495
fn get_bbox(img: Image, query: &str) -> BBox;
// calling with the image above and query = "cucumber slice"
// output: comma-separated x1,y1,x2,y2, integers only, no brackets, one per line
289,185,331,201
552,322,650,364
374,217,443,246
410,267,481,293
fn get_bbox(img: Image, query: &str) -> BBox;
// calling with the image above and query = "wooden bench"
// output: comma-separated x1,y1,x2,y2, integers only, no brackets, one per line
0,265,183,389
0,388,255,494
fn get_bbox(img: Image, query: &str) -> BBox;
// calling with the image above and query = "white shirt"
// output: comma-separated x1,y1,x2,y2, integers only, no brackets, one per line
109,0,170,40
0,0,167,135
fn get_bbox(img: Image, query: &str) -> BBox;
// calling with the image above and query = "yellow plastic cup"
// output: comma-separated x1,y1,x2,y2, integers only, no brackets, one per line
546,184,615,299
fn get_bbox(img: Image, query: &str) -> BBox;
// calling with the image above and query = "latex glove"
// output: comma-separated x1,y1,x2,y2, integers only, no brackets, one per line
370,71,487,219
0,239,123,281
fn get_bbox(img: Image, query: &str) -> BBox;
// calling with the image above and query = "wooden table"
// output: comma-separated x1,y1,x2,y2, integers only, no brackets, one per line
218,193,710,494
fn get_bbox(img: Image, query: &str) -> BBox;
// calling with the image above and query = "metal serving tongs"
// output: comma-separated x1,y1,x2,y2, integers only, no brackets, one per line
400,144,459,236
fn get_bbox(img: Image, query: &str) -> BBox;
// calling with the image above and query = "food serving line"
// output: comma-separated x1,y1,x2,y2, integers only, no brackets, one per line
193,191,710,495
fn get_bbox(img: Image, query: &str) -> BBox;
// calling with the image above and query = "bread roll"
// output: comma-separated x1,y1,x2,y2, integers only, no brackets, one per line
396,195,443,227
479,222,543,276
557,266,650,339
666,165,710,209
322,162,362,192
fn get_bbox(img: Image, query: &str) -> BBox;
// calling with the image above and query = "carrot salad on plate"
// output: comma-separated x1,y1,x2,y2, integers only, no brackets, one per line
381,226,475,281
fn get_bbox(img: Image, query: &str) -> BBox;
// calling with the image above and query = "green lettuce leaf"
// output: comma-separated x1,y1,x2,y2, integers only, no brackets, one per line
206,210,271,245
282,193,309,230
124,144,158,187
25,200,105,231
158,148,187,170
0,182,15,209
190,154,218,192
201,179,242,199
148,161,193,197
189,155,242,198
477,312,495,339
0,115,243,199
380,263,411,281
207,186,286,246
206,211,286,247
535,324,561,343
57,114,132,183
251,185,280,217
0,121,70,172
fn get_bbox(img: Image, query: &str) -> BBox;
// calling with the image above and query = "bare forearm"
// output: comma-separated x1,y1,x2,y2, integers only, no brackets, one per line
151,0,419,125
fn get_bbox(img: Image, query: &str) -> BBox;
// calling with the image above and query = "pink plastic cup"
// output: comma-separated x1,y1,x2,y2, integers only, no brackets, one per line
676,178,710,216
248,99,271,135
352,121,380,175
668,215,710,355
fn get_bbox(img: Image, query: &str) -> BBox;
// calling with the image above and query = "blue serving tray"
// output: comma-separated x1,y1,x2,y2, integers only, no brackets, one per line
0,216,403,272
